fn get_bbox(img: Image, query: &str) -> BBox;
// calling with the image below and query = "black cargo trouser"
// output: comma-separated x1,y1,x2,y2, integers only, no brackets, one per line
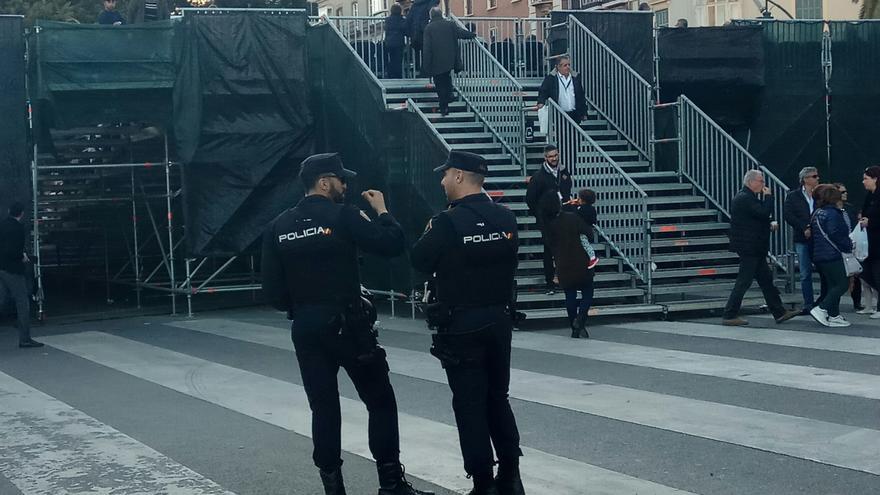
291,305,400,471
433,305,523,478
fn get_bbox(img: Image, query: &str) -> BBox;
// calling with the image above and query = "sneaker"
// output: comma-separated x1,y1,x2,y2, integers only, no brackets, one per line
18,340,44,348
871,311,880,319
827,315,852,327
810,306,831,327
856,307,875,315
721,318,749,326
587,257,600,270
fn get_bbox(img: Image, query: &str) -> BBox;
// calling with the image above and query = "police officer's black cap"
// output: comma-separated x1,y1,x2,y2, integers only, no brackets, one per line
433,151,489,175
299,153,357,184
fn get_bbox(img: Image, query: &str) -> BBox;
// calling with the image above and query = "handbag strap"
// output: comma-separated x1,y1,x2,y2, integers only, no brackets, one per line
813,208,851,255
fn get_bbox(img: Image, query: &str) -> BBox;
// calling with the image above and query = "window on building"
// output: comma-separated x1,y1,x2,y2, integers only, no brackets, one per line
695,0,741,26
382,0,388,10
796,0,822,18
336,7,343,15
464,0,473,15
655,9,669,27
487,0,497,9
489,26,498,43
351,2,359,15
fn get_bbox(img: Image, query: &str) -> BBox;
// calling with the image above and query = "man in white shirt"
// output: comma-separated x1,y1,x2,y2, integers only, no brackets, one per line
536,55,587,122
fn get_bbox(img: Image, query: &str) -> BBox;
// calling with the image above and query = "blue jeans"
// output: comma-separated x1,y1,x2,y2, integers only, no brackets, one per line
564,282,594,324
795,242,815,308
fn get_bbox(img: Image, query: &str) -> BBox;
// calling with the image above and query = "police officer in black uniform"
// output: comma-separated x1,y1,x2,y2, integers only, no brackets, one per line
261,153,433,495
411,151,526,495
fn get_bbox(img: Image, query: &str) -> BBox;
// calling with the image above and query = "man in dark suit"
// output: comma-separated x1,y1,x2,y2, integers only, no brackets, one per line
783,166,822,312
0,202,41,348
525,144,573,294
536,55,587,122
420,8,476,116
723,171,799,326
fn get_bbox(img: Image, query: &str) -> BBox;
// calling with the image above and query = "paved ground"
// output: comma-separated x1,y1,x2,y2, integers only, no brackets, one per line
0,305,878,495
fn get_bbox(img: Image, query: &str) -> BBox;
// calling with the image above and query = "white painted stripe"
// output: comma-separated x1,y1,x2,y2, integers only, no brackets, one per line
374,317,880,400
42,332,694,495
619,320,880,356
0,371,234,495
167,319,880,477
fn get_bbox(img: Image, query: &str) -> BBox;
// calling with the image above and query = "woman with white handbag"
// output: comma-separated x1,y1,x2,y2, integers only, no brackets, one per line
809,185,857,327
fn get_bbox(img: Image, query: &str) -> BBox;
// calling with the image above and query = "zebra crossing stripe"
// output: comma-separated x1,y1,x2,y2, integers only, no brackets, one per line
375,317,880,400
40,331,696,495
0,370,234,495
167,319,880,477
618,320,880,356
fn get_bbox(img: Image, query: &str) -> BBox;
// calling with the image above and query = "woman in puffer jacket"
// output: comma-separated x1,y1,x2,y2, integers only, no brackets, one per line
809,184,855,327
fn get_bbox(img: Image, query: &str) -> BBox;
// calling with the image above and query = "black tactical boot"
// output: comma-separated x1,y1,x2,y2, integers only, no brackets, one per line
319,468,346,495
466,474,500,495
495,458,526,495
377,462,434,495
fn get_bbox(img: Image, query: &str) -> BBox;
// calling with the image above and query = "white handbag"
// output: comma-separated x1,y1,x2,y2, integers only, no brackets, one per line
815,212,862,276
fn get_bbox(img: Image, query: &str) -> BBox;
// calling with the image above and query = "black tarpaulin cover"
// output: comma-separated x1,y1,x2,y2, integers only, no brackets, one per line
549,11,654,82
173,11,313,257
657,25,764,129
0,16,29,216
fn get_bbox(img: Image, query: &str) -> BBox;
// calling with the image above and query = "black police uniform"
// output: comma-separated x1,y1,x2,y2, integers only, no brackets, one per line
410,151,524,494
262,153,431,495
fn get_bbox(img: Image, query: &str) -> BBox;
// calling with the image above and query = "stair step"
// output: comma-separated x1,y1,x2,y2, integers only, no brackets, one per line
648,208,719,220
518,257,618,271
628,171,679,180
645,195,706,206
433,122,485,130
651,222,729,234
650,265,740,279
484,188,525,198
652,250,740,263
516,272,632,286
517,243,607,255
441,132,495,143
662,293,800,313
485,176,529,186
651,278,784,295
522,303,661,320
651,235,729,248
426,112,478,122
452,143,508,151
517,287,645,303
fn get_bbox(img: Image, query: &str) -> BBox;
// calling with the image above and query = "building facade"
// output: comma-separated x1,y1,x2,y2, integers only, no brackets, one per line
648,0,861,28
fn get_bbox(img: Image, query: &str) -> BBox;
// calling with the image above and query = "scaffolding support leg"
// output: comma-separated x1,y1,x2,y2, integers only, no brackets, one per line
131,167,142,309
164,133,176,315
186,258,193,318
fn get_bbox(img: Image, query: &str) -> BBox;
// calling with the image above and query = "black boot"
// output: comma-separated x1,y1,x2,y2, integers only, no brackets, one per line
570,318,580,339
495,458,525,495
574,311,590,339
466,474,500,495
377,462,434,495
319,468,346,495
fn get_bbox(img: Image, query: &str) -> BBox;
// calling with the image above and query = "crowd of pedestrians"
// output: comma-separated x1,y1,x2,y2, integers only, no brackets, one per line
725,165,880,328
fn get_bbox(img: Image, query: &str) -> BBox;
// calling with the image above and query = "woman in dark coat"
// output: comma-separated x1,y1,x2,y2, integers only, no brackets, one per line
859,166,880,318
384,4,406,79
540,192,597,339
809,184,854,327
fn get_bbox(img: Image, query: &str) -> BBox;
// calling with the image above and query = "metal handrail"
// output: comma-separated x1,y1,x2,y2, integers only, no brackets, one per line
452,17,552,79
545,98,651,284
677,95,791,270
568,16,653,161
451,14,526,170
325,20,387,103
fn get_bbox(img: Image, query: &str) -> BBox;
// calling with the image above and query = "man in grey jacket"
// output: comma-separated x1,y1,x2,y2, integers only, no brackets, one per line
421,8,476,116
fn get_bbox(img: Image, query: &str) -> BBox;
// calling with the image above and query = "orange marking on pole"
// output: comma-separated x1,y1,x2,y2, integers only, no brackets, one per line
658,225,678,233
673,240,689,246
487,191,504,198
697,268,717,276
167,212,173,221
144,162,152,168
207,288,216,294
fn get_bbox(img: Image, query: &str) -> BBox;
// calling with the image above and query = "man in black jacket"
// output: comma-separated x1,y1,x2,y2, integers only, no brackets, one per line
723,170,799,326
261,153,432,495
536,56,587,122
421,8,476,115
783,166,822,312
525,144,572,294
0,202,41,348
411,150,525,495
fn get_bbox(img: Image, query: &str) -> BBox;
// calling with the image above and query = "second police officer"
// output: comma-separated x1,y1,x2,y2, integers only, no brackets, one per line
411,151,526,495
261,153,433,495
